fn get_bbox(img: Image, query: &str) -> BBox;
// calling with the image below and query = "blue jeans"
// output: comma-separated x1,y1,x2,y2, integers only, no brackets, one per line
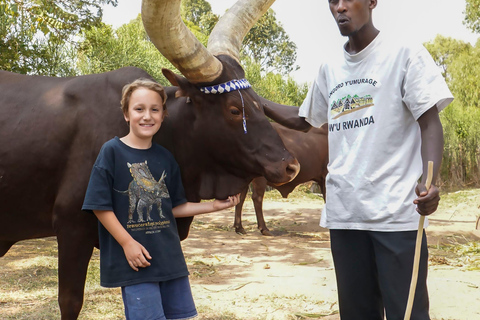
121,276,197,320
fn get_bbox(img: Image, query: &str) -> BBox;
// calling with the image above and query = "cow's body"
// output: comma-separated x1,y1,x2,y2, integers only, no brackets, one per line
0,63,299,318
234,123,328,236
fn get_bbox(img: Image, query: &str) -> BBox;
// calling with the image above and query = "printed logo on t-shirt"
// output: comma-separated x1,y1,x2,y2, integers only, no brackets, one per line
116,161,171,230
331,94,374,119
328,78,377,133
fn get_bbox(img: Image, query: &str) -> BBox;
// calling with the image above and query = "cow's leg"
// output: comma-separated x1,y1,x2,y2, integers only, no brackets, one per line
234,186,250,234
53,170,99,320
0,240,16,257
251,177,272,236
176,216,194,241
55,211,97,320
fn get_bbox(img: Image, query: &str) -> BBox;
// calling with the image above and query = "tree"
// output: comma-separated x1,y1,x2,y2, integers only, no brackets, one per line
77,15,176,85
242,9,298,75
424,35,472,79
425,35,480,188
0,0,117,75
243,56,307,107
181,0,217,34
464,0,480,33
180,0,298,75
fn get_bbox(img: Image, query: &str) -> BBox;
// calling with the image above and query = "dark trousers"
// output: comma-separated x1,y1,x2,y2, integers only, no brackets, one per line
330,229,430,320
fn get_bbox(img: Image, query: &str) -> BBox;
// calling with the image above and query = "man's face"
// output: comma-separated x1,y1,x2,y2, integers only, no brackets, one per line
329,0,375,37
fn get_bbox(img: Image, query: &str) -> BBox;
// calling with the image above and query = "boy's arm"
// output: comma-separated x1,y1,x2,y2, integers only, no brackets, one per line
172,194,240,218
93,210,151,271
413,106,443,215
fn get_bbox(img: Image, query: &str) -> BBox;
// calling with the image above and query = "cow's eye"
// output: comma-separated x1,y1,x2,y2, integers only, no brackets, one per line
229,106,241,116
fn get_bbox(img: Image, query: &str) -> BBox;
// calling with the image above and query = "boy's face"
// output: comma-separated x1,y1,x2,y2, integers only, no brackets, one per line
329,0,376,37
124,87,165,141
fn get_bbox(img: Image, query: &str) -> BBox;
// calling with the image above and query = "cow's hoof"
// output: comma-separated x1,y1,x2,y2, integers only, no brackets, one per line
235,227,247,235
260,229,273,236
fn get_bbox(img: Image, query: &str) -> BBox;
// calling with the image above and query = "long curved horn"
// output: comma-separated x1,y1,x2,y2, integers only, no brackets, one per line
207,0,276,62
141,0,223,83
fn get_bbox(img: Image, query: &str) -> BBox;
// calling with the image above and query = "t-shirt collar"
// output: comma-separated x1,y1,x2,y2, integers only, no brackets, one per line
344,31,382,63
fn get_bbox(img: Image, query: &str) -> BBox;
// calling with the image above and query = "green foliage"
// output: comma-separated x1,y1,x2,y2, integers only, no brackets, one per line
426,35,480,188
243,56,308,107
0,0,117,75
181,0,217,34
242,9,298,75
180,1,298,75
77,15,176,85
424,35,472,79
464,0,480,33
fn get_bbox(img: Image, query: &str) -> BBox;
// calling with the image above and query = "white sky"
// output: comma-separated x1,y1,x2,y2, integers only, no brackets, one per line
102,0,479,84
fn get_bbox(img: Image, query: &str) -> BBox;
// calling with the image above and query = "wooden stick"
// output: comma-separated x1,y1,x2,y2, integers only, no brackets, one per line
403,161,433,320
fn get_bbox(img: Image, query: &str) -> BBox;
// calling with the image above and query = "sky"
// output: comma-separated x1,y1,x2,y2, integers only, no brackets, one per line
102,0,479,84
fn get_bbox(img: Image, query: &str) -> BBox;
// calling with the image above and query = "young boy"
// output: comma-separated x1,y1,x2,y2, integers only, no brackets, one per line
82,78,240,320
263,0,453,319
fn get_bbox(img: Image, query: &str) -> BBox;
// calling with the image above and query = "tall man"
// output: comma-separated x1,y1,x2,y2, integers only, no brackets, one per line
264,1,453,319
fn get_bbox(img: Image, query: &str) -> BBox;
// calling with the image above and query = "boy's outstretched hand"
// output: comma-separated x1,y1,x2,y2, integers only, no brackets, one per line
213,193,241,211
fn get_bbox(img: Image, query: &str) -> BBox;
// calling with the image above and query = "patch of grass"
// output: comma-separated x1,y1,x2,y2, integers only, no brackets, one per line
430,241,480,270
188,260,217,278
291,311,339,319
438,188,480,209
0,238,124,320
192,220,234,232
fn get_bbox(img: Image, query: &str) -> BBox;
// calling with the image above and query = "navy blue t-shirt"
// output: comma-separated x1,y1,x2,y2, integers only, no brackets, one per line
82,137,189,287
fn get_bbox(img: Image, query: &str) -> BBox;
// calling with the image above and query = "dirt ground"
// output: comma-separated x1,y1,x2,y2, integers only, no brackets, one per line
0,190,479,319
182,192,480,320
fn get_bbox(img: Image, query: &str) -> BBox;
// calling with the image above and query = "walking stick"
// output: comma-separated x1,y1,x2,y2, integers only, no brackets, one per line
403,160,434,320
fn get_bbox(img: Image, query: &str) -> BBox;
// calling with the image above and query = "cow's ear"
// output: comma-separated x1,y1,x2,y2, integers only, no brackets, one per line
162,68,195,99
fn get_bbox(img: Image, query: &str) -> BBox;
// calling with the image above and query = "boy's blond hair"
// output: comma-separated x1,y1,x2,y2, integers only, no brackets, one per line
120,78,168,116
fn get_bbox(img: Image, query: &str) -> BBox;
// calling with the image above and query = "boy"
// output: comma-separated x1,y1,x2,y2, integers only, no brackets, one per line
82,78,240,320
263,0,453,319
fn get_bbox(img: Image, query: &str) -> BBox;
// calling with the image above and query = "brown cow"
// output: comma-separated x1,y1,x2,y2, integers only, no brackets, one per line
234,123,328,236
0,0,300,319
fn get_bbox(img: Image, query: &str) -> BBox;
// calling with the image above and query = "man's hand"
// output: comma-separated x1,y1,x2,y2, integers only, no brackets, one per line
414,183,440,216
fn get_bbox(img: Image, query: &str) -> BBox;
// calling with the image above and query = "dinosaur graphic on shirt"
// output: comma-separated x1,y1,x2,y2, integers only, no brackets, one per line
119,161,170,223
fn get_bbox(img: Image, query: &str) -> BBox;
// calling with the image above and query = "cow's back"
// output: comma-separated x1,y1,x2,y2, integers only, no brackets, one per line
0,67,150,247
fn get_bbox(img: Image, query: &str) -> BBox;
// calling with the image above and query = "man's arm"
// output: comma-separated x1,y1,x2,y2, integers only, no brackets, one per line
258,97,312,132
414,106,443,215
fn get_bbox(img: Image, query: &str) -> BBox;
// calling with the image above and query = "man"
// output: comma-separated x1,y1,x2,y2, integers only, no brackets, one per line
264,0,453,319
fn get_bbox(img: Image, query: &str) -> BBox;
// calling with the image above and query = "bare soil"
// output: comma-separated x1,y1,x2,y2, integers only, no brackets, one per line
184,192,480,320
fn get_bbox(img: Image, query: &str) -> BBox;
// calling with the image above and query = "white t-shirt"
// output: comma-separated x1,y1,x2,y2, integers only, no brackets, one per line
299,32,453,231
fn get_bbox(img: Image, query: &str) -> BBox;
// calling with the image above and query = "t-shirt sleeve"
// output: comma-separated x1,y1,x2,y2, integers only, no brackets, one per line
402,45,454,120
82,147,115,214
299,65,330,127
